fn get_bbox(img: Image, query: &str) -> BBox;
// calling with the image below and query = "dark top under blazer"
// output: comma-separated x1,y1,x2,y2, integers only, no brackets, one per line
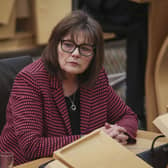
0,58,138,165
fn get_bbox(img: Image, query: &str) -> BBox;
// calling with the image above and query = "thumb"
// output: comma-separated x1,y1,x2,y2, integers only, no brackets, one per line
105,122,111,129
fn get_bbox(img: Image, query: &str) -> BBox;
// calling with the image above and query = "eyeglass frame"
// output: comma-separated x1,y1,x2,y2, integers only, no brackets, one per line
60,40,95,57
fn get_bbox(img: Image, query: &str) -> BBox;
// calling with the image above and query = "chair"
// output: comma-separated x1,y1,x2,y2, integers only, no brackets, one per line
0,56,33,134
154,36,168,115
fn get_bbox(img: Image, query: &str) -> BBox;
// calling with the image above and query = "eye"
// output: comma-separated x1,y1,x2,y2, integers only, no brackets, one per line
80,45,93,52
63,41,74,49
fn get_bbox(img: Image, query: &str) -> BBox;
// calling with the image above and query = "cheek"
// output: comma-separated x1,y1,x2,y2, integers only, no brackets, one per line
58,55,67,71
82,57,93,69
58,48,67,65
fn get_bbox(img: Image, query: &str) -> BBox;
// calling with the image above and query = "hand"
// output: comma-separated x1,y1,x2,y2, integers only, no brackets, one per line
102,122,129,145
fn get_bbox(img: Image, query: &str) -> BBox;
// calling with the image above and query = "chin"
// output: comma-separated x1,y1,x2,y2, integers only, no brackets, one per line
65,68,85,75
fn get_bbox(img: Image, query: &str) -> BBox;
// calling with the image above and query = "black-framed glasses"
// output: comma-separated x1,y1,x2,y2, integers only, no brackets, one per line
60,40,95,57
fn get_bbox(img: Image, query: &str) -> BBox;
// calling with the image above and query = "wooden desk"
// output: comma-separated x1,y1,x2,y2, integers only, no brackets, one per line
126,130,168,154
14,130,168,168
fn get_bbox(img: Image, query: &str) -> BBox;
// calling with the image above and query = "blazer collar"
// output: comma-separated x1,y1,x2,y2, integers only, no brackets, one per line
80,87,92,134
50,75,72,134
50,74,62,89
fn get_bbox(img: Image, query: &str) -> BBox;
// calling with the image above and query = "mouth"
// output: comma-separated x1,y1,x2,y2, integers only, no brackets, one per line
68,61,79,66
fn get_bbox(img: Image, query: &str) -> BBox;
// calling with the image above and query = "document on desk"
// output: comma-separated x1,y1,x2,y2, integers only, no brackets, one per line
153,113,168,137
52,129,152,168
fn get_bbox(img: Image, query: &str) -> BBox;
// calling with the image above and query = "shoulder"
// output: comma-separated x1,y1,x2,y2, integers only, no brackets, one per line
91,67,110,93
13,58,50,89
96,67,109,85
21,58,46,75
16,58,48,80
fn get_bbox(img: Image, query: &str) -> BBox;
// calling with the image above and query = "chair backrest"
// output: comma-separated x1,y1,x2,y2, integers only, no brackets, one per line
155,36,168,115
0,56,33,134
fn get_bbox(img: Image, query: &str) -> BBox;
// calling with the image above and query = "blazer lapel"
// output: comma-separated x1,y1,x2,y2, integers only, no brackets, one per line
80,87,92,134
50,76,72,135
50,75,92,135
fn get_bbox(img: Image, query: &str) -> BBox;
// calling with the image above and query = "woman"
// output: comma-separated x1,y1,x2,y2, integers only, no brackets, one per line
0,10,138,165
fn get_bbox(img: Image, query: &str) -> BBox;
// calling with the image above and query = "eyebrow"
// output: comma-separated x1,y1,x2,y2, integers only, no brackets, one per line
64,33,94,45
62,39,94,46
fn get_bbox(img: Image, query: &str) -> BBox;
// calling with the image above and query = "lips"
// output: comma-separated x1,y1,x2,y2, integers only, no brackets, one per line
68,61,79,66
68,59,80,64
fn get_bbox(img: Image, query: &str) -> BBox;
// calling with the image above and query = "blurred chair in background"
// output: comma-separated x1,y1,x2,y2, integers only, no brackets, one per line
0,56,33,134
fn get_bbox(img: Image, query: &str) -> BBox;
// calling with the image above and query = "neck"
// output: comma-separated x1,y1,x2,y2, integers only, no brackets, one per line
63,75,78,97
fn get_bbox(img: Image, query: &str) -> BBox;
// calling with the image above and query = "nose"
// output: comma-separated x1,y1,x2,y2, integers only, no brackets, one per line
71,47,80,57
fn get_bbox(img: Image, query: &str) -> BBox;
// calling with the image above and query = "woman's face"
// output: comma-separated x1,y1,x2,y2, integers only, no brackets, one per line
57,33,94,77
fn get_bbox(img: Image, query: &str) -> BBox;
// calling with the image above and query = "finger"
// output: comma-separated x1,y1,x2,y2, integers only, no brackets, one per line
105,125,125,135
109,130,120,138
116,133,129,142
115,137,128,145
119,140,128,145
103,127,116,135
102,127,118,138
104,122,111,129
104,126,122,137
102,125,128,139
115,126,127,133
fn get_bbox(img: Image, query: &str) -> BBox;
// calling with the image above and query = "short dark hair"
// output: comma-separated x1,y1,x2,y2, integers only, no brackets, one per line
42,10,104,87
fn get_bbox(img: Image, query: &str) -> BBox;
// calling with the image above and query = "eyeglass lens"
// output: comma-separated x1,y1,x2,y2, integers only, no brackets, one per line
61,40,94,56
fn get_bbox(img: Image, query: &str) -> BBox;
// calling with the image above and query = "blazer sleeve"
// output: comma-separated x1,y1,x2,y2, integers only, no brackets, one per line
10,71,80,160
106,85,138,142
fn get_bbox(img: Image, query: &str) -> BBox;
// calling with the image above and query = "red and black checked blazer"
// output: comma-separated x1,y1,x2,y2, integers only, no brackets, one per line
0,58,138,165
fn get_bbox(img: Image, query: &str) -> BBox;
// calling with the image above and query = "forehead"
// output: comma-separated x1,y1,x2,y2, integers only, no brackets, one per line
64,31,94,44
